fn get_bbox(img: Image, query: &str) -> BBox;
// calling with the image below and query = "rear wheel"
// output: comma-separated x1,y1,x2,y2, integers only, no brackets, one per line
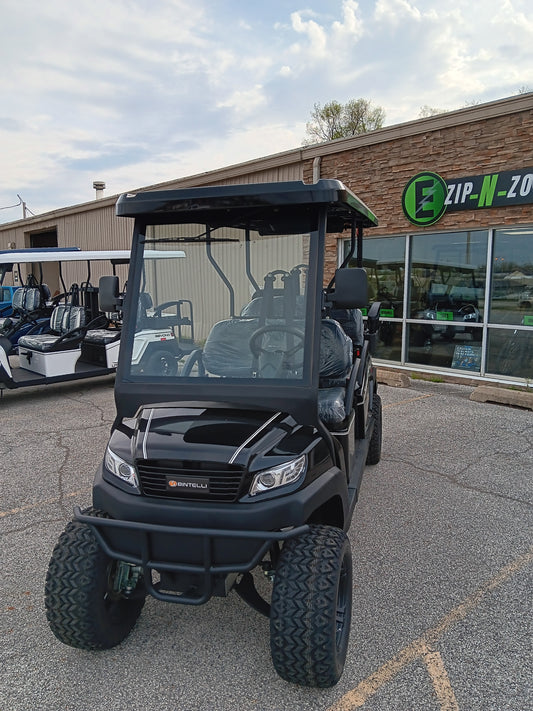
45,509,146,650
366,392,382,465
270,525,352,687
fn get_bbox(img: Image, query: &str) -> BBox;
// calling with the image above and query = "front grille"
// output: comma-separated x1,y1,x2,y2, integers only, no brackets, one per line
136,459,245,502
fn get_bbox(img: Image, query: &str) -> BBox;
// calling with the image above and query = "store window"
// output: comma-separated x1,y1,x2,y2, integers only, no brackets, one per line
489,227,533,325
341,226,532,382
487,227,533,378
407,231,488,372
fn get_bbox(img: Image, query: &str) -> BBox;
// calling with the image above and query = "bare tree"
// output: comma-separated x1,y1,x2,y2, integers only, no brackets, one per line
303,98,385,145
418,105,445,118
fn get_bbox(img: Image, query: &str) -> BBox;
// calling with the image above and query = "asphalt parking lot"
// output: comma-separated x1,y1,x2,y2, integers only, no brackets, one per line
1,376,532,711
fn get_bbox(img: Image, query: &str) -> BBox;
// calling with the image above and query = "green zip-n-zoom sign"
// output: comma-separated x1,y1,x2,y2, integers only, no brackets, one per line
402,168,533,226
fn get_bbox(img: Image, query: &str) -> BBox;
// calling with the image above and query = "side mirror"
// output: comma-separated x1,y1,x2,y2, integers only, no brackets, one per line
98,276,122,313
330,268,368,309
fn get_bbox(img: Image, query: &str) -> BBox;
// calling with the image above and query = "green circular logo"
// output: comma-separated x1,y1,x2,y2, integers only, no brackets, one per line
402,172,447,226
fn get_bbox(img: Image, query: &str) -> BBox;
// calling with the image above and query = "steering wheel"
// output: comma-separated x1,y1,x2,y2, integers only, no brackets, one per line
249,325,305,359
458,304,478,319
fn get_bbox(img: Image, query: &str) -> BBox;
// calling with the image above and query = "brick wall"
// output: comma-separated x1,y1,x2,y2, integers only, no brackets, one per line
303,109,533,281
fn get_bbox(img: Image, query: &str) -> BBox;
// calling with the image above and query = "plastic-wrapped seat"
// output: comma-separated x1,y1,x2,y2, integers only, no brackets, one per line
318,318,353,427
328,308,364,354
202,318,259,377
18,304,86,352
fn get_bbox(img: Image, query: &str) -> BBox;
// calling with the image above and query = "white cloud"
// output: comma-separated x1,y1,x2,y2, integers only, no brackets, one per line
0,0,532,223
217,84,267,114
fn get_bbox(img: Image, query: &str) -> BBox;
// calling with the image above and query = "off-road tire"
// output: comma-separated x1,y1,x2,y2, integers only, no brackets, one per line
45,508,146,650
270,525,352,687
366,392,382,465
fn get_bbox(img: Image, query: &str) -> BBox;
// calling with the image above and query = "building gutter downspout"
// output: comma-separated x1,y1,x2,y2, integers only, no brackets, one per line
312,156,321,183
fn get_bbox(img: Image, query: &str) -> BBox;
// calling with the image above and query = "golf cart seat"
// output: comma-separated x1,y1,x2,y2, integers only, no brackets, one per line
328,308,364,354
83,328,121,345
318,318,353,428
0,284,48,330
18,304,86,352
12,286,42,313
203,317,259,377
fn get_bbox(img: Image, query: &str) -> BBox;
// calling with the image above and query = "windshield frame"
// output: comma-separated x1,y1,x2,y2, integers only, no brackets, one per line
115,212,327,424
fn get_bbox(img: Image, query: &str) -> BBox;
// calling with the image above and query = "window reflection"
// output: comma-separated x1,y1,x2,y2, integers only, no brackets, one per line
342,227,533,380
490,228,533,326
407,324,482,372
487,327,533,378
374,322,402,362
409,231,488,320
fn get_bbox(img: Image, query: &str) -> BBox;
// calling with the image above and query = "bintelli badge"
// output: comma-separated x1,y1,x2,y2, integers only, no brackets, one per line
166,476,210,494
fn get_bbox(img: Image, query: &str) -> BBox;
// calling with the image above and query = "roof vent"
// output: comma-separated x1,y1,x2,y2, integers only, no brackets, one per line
93,181,106,199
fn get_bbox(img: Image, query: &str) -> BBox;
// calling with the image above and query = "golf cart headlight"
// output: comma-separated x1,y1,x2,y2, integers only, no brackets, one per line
104,446,139,490
249,455,307,497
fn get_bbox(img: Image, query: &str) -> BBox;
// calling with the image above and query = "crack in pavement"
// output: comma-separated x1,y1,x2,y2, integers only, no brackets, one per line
381,453,533,509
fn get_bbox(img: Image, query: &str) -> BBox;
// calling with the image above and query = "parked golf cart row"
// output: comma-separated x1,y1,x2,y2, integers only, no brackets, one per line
0,248,193,391
45,180,383,689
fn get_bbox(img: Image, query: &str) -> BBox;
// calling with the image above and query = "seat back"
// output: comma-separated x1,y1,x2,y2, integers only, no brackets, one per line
328,308,364,350
324,268,368,358
63,305,86,333
135,292,153,330
318,319,354,427
50,304,86,335
203,318,259,377
319,319,353,384
12,286,41,313
50,304,67,333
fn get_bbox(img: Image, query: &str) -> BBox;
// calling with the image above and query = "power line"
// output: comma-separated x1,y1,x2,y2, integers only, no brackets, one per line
0,196,22,211
0,195,36,217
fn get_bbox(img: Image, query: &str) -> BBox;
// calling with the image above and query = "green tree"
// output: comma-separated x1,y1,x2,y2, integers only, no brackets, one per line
303,98,385,145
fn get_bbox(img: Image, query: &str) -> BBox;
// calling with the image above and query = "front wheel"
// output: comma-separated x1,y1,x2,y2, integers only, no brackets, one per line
45,510,146,650
270,525,353,687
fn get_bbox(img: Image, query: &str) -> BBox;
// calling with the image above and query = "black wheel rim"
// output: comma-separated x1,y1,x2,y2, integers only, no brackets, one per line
335,556,349,650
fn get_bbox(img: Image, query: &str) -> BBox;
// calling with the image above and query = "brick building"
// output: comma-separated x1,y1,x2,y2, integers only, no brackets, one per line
1,93,532,384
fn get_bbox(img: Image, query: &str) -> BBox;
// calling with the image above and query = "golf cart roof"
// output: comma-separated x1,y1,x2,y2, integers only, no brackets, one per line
0,248,185,267
116,179,378,232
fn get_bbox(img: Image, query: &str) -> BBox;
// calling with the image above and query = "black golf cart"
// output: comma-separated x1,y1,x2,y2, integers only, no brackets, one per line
45,180,382,688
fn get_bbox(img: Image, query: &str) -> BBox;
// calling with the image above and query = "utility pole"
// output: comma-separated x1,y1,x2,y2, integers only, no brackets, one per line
17,194,27,218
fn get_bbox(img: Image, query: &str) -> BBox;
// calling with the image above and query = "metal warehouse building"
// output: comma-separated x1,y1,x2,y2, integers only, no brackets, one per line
1,93,532,385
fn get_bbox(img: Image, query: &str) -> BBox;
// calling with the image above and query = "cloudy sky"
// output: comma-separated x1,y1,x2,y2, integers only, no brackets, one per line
1,0,531,224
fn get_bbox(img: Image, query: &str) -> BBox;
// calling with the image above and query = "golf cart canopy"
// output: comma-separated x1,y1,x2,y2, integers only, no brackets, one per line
116,179,378,233
0,248,131,266
114,180,377,425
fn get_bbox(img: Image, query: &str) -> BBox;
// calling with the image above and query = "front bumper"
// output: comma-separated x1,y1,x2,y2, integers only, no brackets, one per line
79,463,348,605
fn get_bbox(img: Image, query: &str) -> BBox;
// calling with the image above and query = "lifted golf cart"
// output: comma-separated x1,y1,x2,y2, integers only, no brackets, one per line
45,180,382,687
